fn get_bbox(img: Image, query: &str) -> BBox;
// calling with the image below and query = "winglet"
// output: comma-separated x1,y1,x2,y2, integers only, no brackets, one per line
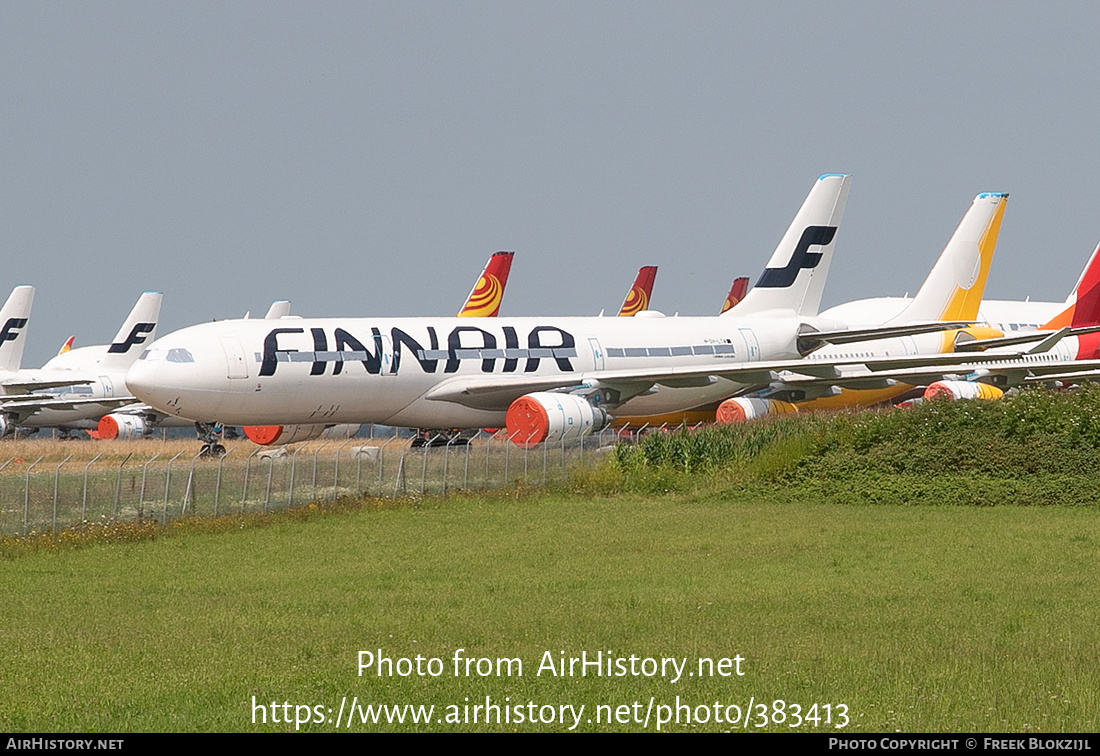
0,286,34,373
720,277,750,313
99,292,163,372
618,266,658,316
458,251,514,317
57,335,75,356
732,174,851,316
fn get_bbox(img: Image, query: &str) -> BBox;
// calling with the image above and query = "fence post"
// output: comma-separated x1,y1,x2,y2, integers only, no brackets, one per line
161,451,184,525
334,437,355,501
311,442,330,503
183,449,204,517
377,434,399,492
113,452,132,520
23,456,44,537
504,430,518,484
0,457,12,534
420,434,442,494
441,436,454,494
241,448,261,513
81,453,102,523
463,434,473,489
138,453,161,521
214,448,232,517
484,431,492,486
264,456,275,512
51,454,73,534
393,440,409,498
288,445,306,507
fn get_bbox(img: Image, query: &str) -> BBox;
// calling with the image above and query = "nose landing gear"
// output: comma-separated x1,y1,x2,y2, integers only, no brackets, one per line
195,422,228,458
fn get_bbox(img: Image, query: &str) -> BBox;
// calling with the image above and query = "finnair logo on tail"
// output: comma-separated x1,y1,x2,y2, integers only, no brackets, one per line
0,318,27,345
755,226,837,288
108,323,156,353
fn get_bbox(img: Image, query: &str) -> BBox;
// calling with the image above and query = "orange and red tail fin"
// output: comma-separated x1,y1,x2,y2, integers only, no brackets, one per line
618,266,657,317
57,335,75,356
719,277,750,313
1042,242,1100,329
458,251,514,317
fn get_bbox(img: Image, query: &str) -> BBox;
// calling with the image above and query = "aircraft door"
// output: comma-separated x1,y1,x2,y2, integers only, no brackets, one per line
738,328,761,361
379,335,395,376
220,337,249,379
99,375,114,398
588,337,605,371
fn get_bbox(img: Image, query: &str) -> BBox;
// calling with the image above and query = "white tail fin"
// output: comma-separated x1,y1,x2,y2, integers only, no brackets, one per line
887,193,1008,325
98,292,163,372
732,174,851,317
0,286,34,374
264,300,291,319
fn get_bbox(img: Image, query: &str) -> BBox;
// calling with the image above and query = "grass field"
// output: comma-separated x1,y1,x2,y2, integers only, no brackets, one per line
2,484,1097,732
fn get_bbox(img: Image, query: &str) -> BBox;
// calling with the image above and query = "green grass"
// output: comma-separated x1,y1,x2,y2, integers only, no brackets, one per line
2,487,1098,732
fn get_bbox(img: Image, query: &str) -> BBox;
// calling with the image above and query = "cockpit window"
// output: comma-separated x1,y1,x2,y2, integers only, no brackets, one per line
140,348,194,363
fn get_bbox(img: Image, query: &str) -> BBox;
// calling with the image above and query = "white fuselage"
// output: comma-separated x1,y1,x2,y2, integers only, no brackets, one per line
10,347,131,429
125,312,831,428
820,298,1062,333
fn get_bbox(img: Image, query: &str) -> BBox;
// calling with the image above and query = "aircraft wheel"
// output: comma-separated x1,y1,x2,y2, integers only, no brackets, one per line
199,443,227,459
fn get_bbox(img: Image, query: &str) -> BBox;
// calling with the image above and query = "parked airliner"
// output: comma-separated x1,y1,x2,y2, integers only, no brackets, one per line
125,174,982,447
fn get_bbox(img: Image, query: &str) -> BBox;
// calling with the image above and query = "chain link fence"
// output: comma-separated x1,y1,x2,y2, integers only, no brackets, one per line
0,425,667,536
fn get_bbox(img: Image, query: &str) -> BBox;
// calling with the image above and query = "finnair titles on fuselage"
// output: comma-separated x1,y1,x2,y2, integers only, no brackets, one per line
127,174,858,439
129,312,809,430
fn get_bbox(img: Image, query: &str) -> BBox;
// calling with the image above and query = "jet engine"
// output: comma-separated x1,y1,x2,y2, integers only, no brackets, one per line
922,381,1004,401
243,424,330,446
715,397,799,423
505,393,610,445
96,414,151,440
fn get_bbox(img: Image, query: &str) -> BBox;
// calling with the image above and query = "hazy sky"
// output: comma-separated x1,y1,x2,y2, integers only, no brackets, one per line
3,2,1100,366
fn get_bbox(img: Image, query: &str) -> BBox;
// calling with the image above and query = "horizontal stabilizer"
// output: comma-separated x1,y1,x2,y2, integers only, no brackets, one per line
0,378,95,394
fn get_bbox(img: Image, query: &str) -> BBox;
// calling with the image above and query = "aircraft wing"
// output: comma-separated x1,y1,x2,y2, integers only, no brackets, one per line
1023,368,1100,383
796,321,974,352
422,326,1036,412
952,325,1100,353
101,401,173,421
771,352,1100,391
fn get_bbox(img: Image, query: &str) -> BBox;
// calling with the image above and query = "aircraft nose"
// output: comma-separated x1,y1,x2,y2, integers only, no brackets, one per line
125,356,171,410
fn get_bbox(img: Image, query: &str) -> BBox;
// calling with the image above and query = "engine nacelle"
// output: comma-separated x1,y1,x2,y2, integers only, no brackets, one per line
96,414,151,440
715,397,799,423
505,393,610,445
923,381,1005,401
243,424,330,446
